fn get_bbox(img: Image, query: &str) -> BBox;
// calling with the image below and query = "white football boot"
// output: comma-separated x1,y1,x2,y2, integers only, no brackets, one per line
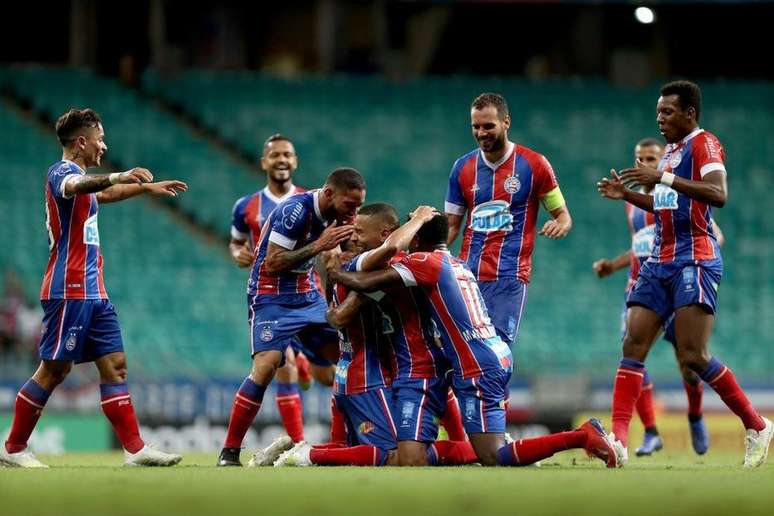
0,448,49,468
273,441,313,467
248,435,294,467
743,417,774,468
611,435,628,468
124,444,182,467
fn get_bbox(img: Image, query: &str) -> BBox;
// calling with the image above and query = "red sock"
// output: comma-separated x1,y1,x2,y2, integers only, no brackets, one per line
611,359,646,447
684,380,704,418
329,396,347,445
702,360,764,431
636,383,657,430
442,389,467,441
428,440,478,465
312,442,347,449
5,379,50,454
276,382,304,442
497,431,587,466
224,378,265,449
100,383,144,453
310,445,387,466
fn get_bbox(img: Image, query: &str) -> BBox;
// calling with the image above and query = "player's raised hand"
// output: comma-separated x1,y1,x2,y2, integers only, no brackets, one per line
593,258,615,278
322,248,343,273
620,160,662,187
598,169,626,200
538,218,570,239
409,205,439,223
233,243,254,268
144,180,189,197
315,221,355,253
118,167,154,184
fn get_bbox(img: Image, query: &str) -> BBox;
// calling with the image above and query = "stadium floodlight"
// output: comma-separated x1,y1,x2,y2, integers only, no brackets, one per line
634,7,656,25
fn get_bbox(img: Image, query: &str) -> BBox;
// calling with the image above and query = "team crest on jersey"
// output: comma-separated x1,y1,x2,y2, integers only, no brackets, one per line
358,421,375,435
260,325,274,342
652,184,678,211
470,200,513,233
503,176,521,194
668,149,683,169
65,332,77,351
83,213,100,246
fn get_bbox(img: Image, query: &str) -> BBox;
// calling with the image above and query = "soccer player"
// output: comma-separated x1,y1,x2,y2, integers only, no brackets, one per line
230,134,309,443
445,92,572,353
0,108,185,468
217,168,364,467
598,80,773,467
594,137,723,457
326,214,621,468
274,204,477,467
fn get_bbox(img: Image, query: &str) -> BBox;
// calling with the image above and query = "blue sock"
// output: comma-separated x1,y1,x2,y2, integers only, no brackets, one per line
496,444,517,466
642,370,652,388
20,379,50,406
275,381,300,397
699,357,724,383
238,377,266,403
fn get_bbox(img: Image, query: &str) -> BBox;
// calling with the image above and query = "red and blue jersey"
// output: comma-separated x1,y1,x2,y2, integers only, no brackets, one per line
445,143,559,283
248,190,327,297
332,258,394,396
40,160,107,300
352,251,446,382
391,250,512,380
625,202,656,291
651,129,724,264
231,185,302,248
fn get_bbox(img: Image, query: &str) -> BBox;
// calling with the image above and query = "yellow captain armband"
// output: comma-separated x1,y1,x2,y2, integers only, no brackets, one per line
540,187,565,212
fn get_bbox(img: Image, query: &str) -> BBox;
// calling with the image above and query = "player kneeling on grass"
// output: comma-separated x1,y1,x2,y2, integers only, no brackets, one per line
0,108,185,468
263,205,477,467
326,213,621,468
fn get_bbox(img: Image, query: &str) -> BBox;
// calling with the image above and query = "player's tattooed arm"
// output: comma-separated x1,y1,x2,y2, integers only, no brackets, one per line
265,222,353,274
327,268,403,292
326,291,366,328
66,167,153,197
360,205,439,271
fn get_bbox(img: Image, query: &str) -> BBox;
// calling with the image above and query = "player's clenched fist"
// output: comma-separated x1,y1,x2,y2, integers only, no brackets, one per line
314,221,355,253
592,259,615,278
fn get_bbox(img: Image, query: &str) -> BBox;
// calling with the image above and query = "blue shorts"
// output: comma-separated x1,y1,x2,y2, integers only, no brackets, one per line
453,367,512,434
392,377,448,443
334,389,397,450
627,259,722,322
478,277,528,347
39,299,124,363
248,293,337,366
620,299,676,346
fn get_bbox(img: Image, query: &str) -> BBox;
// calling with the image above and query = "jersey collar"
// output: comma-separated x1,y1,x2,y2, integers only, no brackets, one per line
262,184,296,204
667,128,703,151
480,141,515,170
62,159,85,175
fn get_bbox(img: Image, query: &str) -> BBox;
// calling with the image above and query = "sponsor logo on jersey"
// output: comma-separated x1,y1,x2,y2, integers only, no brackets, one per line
470,200,513,233
281,202,304,231
653,184,678,211
83,213,100,246
631,224,656,258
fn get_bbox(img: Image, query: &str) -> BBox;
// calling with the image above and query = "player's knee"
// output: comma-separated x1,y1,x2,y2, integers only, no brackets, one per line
311,365,335,386
36,361,72,388
398,445,428,466
677,348,710,374
275,362,297,382
251,353,281,384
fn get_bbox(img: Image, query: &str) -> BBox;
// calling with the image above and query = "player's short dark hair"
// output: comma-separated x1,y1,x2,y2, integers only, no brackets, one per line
263,133,294,155
660,80,702,122
416,213,449,247
325,167,365,192
471,93,509,120
358,203,399,230
636,137,663,149
55,108,102,147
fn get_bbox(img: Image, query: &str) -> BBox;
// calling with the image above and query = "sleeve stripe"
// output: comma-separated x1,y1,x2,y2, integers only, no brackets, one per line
700,163,726,177
444,201,466,216
355,250,374,272
391,263,417,287
231,227,248,240
61,174,78,199
268,231,297,250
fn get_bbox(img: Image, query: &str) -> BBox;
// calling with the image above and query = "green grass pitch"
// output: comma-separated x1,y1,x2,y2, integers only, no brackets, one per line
2,449,774,516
